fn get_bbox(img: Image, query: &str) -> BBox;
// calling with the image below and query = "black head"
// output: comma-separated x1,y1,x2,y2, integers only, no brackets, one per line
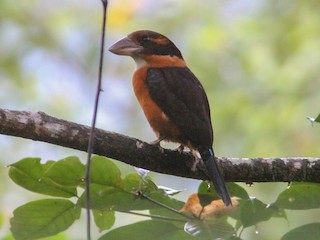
130,30,183,58
109,30,183,59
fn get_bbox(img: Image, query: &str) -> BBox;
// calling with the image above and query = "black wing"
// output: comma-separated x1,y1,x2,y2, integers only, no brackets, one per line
146,67,213,148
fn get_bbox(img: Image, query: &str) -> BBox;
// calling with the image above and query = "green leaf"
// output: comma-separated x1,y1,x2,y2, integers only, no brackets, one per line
78,182,184,215
227,183,250,200
307,114,320,124
274,183,320,209
44,156,85,186
121,172,158,193
121,173,142,192
93,210,115,232
98,220,195,240
122,172,185,214
271,208,288,220
10,199,81,240
78,167,175,212
198,181,219,199
184,219,235,239
90,156,122,186
238,198,275,227
9,158,77,198
148,191,186,217
198,182,249,200
281,223,320,240
77,183,145,211
32,233,68,240
77,184,136,211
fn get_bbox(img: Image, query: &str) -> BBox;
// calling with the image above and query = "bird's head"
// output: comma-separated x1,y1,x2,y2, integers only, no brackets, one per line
109,30,184,67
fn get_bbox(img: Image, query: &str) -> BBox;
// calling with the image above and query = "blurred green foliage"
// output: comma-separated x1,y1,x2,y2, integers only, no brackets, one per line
1,0,320,239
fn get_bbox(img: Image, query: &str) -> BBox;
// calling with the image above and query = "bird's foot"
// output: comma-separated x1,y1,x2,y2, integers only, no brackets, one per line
190,150,212,183
150,135,167,145
175,144,185,153
150,138,162,146
149,136,166,153
190,150,202,171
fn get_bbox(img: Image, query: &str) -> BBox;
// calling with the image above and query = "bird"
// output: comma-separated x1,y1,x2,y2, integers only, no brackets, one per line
109,30,232,206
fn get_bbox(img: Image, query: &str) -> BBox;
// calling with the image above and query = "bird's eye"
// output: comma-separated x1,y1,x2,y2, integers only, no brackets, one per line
141,36,151,42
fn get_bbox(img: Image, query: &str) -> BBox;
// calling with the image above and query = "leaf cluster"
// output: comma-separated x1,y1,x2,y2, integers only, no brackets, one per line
7,156,320,240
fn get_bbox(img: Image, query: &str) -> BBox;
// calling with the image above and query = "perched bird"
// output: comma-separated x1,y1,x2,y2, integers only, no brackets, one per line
109,30,231,206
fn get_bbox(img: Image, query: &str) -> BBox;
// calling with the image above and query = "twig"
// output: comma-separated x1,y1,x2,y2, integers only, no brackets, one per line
117,210,188,223
85,1,108,239
138,191,193,220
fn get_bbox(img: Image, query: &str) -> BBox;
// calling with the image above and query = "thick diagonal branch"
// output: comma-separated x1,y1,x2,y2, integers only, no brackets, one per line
1,108,320,182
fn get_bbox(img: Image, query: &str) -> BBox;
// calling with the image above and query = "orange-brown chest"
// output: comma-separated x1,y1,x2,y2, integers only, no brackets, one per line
132,66,181,141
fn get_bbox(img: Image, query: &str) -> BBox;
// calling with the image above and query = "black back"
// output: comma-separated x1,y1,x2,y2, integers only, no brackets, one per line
146,67,213,148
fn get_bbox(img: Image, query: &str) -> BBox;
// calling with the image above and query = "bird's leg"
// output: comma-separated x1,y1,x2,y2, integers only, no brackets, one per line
150,135,166,153
175,144,185,153
150,135,166,146
190,149,212,186
190,149,202,171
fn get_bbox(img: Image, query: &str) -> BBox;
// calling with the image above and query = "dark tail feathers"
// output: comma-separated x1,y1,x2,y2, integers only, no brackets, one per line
199,148,232,207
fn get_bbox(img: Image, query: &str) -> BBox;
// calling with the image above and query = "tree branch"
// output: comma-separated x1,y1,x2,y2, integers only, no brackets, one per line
1,108,320,182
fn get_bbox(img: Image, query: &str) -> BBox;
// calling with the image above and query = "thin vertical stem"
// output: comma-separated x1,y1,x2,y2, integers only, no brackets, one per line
85,1,108,239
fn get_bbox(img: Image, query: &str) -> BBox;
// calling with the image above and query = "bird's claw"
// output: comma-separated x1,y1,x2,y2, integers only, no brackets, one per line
150,139,162,146
175,144,185,153
150,137,165,153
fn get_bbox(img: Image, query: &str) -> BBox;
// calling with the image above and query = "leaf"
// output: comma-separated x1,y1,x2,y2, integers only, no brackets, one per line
30,233,68,240
90,156,122,186
77,183,145,211
198,182,249,200
98,220,195,240
274,183,320,209
93,210,115,232
227,183,250,200
238,198,275,227
121,173,143,192
78,158,140,210
119,182,187,221
184,219,235,239
281,223,320,240
198,181,219,199
9,158,77,198
44,156,85,186
122,172,158,193
271,207,287,220
77,157,129,209
78,183,185,217
307,114,320,124
78,169,176,212
147,191,186,220
306,116,315,123
10,199,81,240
